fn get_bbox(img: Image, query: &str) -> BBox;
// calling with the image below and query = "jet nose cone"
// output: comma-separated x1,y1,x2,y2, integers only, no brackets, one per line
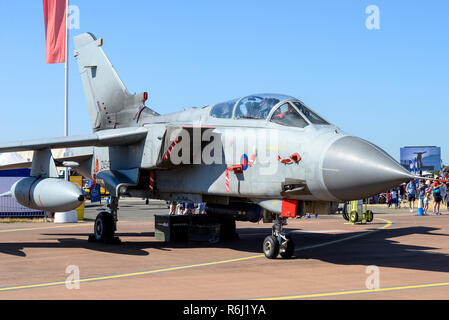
322,136,412,201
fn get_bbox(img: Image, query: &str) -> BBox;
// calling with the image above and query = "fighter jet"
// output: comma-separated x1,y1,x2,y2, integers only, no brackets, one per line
0,33,413,259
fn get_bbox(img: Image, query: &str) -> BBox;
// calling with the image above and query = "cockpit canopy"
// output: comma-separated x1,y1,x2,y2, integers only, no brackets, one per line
210,93,329,128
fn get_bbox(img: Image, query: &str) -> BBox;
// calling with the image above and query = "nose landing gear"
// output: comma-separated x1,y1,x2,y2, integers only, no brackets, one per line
88,196,121,244
263,216,294,259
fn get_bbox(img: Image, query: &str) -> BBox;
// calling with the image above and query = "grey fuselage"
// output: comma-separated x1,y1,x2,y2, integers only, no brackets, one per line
70,96,411,212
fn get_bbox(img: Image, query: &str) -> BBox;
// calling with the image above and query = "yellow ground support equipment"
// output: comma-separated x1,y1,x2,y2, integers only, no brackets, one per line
342,199,374,224
69,176,85,221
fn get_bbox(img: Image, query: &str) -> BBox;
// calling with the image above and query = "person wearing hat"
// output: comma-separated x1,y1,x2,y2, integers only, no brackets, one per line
432,178,443,215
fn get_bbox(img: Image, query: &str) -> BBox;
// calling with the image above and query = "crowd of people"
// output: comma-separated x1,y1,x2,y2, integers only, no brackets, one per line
168,201,206,215
379,171,449,215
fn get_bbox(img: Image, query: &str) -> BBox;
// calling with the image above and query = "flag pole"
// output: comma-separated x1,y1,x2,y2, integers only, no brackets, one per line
64,0,69,181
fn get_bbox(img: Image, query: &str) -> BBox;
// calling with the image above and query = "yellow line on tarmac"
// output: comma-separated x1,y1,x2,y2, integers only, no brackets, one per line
0,218,392,293
0,255,263,292
0,223,92,234
258,281,449,300
0,220,140,234
257,219,449,301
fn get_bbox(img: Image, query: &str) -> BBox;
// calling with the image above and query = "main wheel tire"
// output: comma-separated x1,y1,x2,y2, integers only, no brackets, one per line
349,211,359,223
343,211,349,221
366,210,374,222
263,235,280,259
280,235,294,259
94,212,115,242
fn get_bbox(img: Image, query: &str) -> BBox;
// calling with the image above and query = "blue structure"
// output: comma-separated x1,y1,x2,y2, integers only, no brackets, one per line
400,146,441,173
0,169,45,218
90,184,101,203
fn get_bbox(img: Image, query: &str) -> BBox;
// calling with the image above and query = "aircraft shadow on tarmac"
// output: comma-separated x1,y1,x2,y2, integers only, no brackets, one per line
1,226,449,274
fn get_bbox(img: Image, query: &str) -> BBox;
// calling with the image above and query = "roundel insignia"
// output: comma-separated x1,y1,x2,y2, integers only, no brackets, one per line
240,154,249,171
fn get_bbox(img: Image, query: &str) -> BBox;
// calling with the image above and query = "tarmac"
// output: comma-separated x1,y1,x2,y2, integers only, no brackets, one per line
1,199,449,300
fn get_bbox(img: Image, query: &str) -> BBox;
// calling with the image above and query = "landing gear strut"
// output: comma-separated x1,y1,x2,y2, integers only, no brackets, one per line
88,196,121,244
263,216,294,259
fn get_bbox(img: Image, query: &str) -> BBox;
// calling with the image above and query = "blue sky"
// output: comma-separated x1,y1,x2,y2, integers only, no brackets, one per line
0,1,447,163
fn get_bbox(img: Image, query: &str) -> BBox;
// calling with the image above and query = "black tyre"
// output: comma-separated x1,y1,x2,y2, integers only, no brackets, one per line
94,212,115,242
349,211,359,223
366,210,374,223
342,211,349,221
280,235,294,259
263,235,280,259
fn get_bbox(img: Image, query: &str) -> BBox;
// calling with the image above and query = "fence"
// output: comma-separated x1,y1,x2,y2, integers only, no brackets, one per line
0,169,46,218
0,195,45,218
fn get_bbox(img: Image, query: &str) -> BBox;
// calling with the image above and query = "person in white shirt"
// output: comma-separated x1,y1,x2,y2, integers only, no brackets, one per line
390,189,398,209
198,202,206,214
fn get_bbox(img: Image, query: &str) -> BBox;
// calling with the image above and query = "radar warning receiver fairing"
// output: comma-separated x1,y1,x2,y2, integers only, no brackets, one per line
0,33,413,259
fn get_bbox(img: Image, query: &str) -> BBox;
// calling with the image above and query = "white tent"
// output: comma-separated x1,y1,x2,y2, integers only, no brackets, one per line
0,149,67,165
0,152,27,165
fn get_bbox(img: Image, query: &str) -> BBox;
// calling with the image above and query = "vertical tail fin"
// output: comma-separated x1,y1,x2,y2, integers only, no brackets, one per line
73,33,152,131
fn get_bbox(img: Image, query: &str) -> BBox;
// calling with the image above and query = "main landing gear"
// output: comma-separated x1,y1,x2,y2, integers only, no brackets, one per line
88,196,121,244
263,216,294,259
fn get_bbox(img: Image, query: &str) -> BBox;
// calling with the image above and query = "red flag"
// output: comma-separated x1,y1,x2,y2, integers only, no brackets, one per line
43,0,66,64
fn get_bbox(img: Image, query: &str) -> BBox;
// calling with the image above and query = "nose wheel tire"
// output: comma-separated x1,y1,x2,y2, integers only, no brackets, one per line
94,212,115,242
280,235,294,259
349,211,359,223
366,210,374,222
263,235,280,259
